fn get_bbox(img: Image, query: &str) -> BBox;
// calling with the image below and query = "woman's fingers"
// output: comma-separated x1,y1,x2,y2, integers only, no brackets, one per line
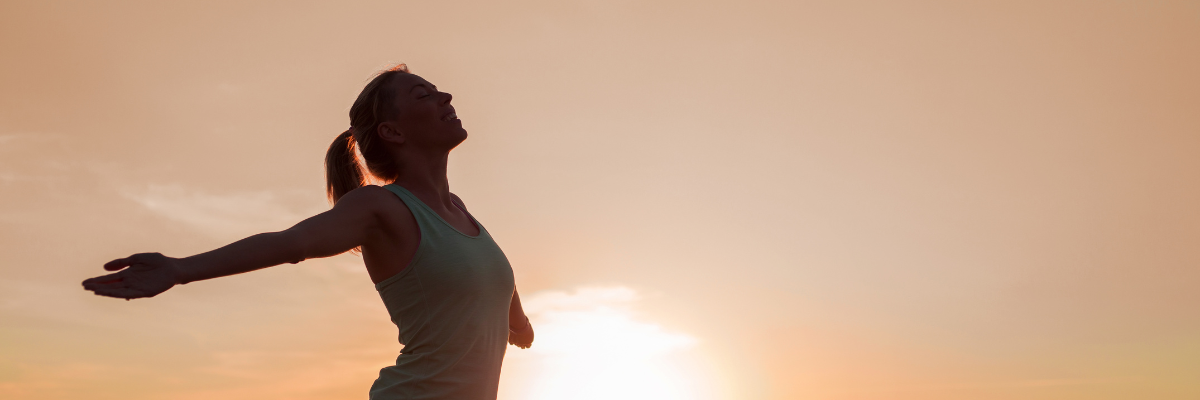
103,256,135,271
103,252,163,271
90,284,145,299
508,325,534,349
84,253,177,300
82,271,124,288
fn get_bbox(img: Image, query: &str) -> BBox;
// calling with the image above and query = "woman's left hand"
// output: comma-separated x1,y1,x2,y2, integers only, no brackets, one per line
508,319,534,349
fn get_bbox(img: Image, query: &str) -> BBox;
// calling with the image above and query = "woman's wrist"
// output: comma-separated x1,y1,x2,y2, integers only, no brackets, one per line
172,257,195,285
509,316,531,332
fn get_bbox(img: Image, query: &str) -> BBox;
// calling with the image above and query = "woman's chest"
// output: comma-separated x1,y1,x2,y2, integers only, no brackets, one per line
415,238,514,295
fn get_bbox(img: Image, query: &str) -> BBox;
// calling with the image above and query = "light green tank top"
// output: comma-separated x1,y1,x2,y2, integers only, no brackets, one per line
370,184,515,400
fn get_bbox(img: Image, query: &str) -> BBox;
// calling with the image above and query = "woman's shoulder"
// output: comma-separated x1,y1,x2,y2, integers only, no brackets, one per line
336,184,405,209
449,192,469,211
336,185,418,232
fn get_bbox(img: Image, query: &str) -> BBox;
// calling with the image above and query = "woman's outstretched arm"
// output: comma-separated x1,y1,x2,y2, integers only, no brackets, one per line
82,186,388,300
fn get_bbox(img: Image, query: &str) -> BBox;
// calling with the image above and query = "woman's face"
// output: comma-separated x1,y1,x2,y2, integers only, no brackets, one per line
386,73,467,150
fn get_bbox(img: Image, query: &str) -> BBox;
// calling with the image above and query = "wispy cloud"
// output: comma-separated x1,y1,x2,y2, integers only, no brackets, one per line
120,184,324,239
1010,377,1145,388
0,132,69,147
855,376,1148,394
523,286,639,314
0,361,142,399
0,132,73,184
523,286,698,357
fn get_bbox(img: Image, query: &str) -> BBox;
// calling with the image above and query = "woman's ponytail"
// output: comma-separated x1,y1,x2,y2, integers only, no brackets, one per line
324,129,364,204
324,64,411,204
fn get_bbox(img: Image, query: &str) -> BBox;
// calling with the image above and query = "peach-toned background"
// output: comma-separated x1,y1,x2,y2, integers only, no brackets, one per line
2,1,1198,399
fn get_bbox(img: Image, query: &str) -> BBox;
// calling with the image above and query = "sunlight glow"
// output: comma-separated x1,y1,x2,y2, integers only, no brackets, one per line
509,287,714,400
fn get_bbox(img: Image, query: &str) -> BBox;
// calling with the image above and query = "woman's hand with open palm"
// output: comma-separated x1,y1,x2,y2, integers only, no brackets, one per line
82,253,183,300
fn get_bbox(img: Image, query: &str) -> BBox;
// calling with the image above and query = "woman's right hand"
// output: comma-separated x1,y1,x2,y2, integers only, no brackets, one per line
82,253,183,300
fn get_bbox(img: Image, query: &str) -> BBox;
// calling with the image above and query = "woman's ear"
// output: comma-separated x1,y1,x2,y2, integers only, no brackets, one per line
377,121,405,145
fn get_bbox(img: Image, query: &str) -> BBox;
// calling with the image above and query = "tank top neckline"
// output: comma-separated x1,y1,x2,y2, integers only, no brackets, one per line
384,183,485,239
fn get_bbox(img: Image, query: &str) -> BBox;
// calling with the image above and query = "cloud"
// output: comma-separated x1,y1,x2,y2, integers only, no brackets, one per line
522,286,697,357
120,184,324,239
503,286,712,400
0,132,73,184
522,286,639,314
0,132,69,148
858,376,1149,394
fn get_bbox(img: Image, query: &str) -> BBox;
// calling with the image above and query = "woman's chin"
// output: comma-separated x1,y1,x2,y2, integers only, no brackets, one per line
445,129,469,148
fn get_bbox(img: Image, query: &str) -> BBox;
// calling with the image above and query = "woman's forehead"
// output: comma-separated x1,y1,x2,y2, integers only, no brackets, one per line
392,73,434,92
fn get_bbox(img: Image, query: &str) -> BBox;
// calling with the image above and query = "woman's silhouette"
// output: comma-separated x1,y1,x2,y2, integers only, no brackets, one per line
82,64,534,400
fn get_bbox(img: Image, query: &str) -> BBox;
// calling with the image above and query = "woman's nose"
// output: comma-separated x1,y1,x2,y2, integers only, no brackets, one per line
440,91,453,104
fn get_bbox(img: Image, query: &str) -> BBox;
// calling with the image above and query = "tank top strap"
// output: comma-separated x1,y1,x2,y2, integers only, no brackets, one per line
382,184,440,237
382,183,486,240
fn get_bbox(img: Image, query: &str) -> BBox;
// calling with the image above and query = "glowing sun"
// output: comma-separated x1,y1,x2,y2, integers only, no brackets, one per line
500,287,717,400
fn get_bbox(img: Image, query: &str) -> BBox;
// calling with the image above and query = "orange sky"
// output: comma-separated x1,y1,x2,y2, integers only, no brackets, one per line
2,1,1199,399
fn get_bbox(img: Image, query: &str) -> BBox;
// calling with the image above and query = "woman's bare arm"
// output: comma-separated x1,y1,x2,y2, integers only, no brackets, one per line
82,186,388,299
508,289,534,348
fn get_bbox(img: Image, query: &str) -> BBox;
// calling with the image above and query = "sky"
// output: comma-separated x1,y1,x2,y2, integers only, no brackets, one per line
1,0,1199,399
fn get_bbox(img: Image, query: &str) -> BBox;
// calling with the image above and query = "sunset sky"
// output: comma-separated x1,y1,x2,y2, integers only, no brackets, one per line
2,1,1199,399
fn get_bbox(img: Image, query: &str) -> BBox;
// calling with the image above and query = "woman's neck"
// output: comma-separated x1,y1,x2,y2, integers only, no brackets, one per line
391,151,454,206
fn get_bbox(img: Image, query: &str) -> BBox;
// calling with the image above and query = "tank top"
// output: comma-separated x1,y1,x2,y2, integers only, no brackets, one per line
369,184,515,400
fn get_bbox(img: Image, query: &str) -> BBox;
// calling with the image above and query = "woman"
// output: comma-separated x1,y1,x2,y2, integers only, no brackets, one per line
81,64,534,400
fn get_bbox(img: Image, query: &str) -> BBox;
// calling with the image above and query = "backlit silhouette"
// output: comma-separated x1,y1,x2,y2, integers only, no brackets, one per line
82,64,534,400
